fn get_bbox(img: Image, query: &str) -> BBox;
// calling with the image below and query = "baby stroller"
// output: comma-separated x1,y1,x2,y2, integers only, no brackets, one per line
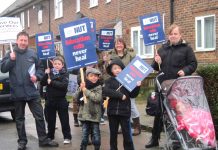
156,73,217,150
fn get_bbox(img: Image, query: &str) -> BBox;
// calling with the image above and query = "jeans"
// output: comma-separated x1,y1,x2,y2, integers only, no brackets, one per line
46,99,71,140
81,121,101,149
14,99,47,145
108,115,134,150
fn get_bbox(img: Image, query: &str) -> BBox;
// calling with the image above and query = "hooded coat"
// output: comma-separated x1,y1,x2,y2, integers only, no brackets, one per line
103,59,140,117
152,40,197,83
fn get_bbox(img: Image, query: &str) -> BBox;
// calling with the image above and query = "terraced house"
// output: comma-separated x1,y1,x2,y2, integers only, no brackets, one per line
0,0,217,64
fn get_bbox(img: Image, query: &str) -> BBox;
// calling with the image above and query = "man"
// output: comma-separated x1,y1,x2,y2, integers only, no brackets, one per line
145,24,197,148
1,31,59,150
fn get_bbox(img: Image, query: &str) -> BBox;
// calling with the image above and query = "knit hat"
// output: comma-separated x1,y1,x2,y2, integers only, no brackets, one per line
106,58,125,76
86,68,101,76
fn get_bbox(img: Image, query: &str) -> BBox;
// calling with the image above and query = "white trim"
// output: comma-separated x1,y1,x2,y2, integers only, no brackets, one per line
27,9,30,28
76,0,80,12
20,12,25,29
195,14,216,51
90,0,98,8
131,26,154,59
54,0,63,19
38,10,43,24
106,0,111,3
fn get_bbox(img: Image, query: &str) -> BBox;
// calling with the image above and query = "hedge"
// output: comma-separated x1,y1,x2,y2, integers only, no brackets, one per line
197,64,218,136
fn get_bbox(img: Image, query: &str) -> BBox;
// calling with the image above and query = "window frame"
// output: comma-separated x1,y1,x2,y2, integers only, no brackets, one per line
54,0,63,19
38,9,43,24
106,0,111,3
131,26,154,59
27,9,30,28
76,0,80,12
90,0,98,8
195,14,216,51
20,12,25,29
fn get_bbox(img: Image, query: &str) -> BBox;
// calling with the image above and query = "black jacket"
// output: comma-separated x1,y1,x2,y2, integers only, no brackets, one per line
103,77,140,117
1,47,44,101
41,68,69,100
152,40,197,83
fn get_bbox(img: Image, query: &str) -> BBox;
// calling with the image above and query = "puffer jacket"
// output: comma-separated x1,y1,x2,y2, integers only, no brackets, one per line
75,85,102,123
104,77,140,117
1,46,44,101
109,48,136,66
103,58,140,117
40,68,69,100
152,40,197,83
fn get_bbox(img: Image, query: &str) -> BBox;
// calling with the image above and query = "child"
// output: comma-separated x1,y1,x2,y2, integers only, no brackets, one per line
75,67,102,150
41,56,72,144
103,58,141,150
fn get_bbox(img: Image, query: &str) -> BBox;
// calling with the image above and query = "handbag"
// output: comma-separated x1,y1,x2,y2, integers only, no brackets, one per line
145,91,161,116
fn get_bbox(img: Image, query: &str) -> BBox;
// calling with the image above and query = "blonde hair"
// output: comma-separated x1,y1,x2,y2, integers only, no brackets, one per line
53,56,64,65
167,24,182,35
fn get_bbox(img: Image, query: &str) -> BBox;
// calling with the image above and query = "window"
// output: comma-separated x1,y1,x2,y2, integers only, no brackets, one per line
54,0,63,19
27,10,30,28
20,12,25,29
90,0,98,8
38,10,43,24
106,0,111,3
76,0,80,12
131,26,154,59
195,15,216,51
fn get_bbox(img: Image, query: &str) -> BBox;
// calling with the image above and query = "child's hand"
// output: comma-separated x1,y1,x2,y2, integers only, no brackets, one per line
80,82,86,92
136,81,141,86
122,95,126,100
47,78,51,84
45,68,50,74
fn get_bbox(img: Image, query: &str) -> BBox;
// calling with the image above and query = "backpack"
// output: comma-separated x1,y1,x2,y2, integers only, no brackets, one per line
145,92,161,116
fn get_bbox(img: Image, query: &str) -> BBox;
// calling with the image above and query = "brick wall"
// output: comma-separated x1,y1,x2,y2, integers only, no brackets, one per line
3,0,217,63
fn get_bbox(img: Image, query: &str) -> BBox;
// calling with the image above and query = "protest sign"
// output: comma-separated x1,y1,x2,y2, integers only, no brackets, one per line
98,29,115,50
0,17,22,44
35,32,56,60
139,13,165,46
59,18,98,70
116,56,153,92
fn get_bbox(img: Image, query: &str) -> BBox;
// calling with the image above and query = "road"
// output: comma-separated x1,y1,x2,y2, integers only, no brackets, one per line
0,106,165,150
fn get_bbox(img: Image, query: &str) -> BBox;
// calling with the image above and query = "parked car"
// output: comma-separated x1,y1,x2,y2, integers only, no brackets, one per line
0,66,15,121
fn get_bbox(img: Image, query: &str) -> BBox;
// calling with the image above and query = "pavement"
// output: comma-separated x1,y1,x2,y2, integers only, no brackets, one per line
0,101,166,150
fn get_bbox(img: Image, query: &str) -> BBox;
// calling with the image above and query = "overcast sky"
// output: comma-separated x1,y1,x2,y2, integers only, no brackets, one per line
0,0,16,13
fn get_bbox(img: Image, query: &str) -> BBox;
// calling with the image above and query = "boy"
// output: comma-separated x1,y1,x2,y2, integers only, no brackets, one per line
75,67,102,150
41,56,72,144
103,58,141,150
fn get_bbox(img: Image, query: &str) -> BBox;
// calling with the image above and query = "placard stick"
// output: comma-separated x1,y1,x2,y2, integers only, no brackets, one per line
10,42,14,52
46,59,50,79
80,68,87,104
154,45,161,71
103,85,123,108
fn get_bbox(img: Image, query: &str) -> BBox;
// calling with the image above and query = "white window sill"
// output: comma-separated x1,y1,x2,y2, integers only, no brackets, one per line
54,16,63,20
195,48,216,52
89,5,98,8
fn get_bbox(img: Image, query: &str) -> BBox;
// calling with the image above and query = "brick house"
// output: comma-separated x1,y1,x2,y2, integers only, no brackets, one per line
0,0,217,64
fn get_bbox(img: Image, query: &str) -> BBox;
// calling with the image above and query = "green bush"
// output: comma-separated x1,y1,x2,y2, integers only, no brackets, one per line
197,64,218,135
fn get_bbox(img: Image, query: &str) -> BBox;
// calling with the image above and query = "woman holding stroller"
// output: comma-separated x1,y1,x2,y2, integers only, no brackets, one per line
145,24,198,148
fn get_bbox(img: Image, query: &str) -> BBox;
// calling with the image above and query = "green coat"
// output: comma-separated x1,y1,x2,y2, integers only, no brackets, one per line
75,85,102,123
109,48,136,66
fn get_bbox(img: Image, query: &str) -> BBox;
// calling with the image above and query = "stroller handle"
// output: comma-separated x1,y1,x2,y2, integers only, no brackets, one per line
155,72,164,92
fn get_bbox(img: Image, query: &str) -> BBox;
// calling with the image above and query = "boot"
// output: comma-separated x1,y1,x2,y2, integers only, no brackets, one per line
73,114,79,127
94,145,100,150
145,137,159,148
80,145,87,150
132,117,141,136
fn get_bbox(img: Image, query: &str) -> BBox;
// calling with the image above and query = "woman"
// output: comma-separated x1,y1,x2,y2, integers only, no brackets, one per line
145,24,198,148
